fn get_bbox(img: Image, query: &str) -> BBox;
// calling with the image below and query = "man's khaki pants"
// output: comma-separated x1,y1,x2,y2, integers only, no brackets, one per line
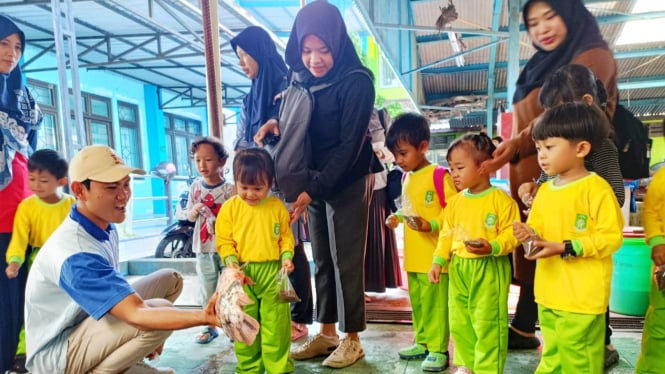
65,269,184,374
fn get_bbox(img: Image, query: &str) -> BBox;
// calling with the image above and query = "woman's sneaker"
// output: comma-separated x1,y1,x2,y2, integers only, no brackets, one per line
398,343,428,359
322,338,365,368
290,333,339,360
421,352,450,372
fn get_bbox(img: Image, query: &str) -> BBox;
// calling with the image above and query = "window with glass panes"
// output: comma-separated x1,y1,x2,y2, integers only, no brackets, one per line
164,113,202,176
118,101,142,168
27,79,59,151
69,92,113,147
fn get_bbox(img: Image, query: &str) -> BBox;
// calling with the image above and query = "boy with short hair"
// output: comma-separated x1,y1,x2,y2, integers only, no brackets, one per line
384,112,457,372
513,102,624,373
5,149,74,373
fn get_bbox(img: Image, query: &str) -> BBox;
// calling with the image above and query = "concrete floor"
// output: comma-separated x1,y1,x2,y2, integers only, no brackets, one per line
142,275,643,374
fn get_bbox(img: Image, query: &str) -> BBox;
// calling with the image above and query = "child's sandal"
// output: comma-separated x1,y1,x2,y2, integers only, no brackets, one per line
195,327,219,344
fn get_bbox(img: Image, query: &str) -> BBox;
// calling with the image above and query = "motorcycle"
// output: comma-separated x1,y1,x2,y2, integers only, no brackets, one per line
154,190,195,258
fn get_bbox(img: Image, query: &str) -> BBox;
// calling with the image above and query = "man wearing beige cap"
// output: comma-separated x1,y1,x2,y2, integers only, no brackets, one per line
24,145,221,374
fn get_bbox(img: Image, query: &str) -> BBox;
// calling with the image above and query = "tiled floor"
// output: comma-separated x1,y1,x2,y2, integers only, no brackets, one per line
144,275,643,373
155,323,641,373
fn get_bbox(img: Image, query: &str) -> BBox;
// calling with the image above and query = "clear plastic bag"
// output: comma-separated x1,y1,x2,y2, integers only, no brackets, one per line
276,267,300,303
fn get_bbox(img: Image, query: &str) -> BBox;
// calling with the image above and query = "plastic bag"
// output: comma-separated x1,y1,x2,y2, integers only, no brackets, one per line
215,266,260,345
276,267,300,303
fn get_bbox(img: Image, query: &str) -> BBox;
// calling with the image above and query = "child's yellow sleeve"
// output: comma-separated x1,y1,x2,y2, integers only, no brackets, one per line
433,206,453,267
644,168,665,248
278,204,295,260
215,199,238,265
6,200,31,265
489,194,520,256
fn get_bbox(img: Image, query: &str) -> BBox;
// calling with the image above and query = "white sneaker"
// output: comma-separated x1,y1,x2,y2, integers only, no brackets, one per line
322,338,365,368
124,360,176,374
290,333,339,360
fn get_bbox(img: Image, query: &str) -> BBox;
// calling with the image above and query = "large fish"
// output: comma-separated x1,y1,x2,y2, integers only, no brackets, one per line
215,266,260,345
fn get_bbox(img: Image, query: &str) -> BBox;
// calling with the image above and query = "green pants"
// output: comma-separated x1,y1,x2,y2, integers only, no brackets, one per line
16,247,39,356
449,255,510,374
407,272,449,353
636,278,665,374
235,262,293,374
536,306,604,374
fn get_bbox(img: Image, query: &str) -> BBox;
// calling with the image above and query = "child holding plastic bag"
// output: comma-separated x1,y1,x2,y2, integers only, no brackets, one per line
216,148,295,373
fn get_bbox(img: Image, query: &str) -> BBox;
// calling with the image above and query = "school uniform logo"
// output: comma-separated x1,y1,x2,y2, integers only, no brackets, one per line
273,223,280,237
425,191,434,204
484,213,497,228
574,214,588,232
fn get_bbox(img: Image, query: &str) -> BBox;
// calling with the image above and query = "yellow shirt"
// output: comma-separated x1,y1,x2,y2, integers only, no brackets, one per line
528,173,623,314
644,167,665,248
433,186,519,265
6,194,76,264
400,164,457,273
215,195,294,264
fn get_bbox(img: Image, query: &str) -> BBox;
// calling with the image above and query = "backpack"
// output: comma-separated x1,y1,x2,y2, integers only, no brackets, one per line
272,69,378,202
388,165,449,212
612,104,652,179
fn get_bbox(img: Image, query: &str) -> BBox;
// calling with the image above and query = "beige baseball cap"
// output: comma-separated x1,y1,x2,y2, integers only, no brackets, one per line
70,145,146,183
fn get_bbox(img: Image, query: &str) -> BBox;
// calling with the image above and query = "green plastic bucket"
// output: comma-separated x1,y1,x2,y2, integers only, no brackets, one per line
610,237,653,316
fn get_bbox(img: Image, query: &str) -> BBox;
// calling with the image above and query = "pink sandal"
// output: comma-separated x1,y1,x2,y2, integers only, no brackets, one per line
291,322,308,341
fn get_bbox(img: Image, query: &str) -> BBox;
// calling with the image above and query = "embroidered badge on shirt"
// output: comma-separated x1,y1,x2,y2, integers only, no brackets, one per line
484,213,497,228
273,223,280,237
574,214,588,232
425,191,434,204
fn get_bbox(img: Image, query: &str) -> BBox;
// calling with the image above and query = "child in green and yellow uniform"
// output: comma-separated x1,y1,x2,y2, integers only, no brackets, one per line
636,166,665,374
513,102,623,373
216,148,295,374
429,132,520,374
385,113,457,372
5,149,74,371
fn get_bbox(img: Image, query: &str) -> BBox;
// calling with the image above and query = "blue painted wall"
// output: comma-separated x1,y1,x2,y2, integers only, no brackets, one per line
23,45,213,221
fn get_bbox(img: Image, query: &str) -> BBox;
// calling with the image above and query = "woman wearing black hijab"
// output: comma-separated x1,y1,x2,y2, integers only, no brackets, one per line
230,26,314,344
481,0,619,367
0,14,42,373
231,26,287,151
255,0,380,369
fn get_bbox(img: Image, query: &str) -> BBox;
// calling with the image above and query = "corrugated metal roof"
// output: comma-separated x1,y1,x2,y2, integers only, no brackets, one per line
2,0,663,121
358,0,665,121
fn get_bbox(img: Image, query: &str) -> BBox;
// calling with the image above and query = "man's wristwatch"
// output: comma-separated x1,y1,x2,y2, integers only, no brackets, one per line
561,240,576,260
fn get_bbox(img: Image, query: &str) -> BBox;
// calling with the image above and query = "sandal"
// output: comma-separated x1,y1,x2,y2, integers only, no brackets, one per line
291,322,308,341
195,327,219,344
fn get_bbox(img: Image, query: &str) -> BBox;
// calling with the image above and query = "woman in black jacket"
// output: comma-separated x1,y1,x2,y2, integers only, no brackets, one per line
255,0,380,369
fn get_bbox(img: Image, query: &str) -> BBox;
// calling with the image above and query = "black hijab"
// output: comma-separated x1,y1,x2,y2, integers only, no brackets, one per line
284,0,366,85
231,26,287,147
513,0,608,102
